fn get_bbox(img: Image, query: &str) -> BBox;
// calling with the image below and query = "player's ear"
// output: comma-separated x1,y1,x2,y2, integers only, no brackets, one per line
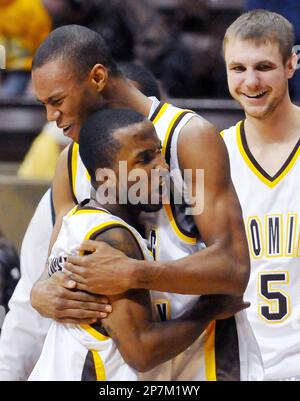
286,52,298,79
89,64,108,92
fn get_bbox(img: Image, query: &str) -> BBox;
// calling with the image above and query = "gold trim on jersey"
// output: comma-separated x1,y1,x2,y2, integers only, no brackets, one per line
67,205,109,218
236,121,300,188
91,349,106,381
161,109,197,244
81,324,109,342
204,321,216,381
152,102,169,124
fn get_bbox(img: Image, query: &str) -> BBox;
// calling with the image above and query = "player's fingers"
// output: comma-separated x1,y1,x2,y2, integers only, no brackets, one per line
77,240,100,253
52,271,77,289
63,290,110,306
66,255,87,267
74,282,91,293
59,299,111,314
55,308,104,320
63,269,87,284
64,261,87,277
242,301,251,309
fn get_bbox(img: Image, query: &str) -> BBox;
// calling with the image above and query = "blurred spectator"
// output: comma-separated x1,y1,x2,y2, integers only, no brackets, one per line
119,62,162,100
245,0,300,101
0,0,52,97
135,18,192,97
0,237,20,322
43,0,138,62
42,0,192,95
18,122,70,180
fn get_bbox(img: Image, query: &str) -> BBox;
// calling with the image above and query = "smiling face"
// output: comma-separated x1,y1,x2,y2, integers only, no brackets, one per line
32,58,103,142
225,38,296,119
113,120,169,212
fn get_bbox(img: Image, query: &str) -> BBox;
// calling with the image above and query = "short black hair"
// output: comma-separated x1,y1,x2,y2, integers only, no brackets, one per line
119,62,161,99
32,25,119,79
79,108,146,183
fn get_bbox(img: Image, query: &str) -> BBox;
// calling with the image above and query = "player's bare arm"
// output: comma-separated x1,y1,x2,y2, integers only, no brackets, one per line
65,117,250,296
92,226,249,372
49,145,75,252
30,146,111,323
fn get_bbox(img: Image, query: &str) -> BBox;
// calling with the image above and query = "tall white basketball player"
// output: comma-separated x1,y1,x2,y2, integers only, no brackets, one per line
221,9,300,380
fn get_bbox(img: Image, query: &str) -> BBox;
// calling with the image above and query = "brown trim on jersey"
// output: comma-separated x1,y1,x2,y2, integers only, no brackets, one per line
67,142,78,204
241,120,300,182
165,110,198,239
149,101,166,122
81,351,97,381
50,188,56,226
215,317,240,381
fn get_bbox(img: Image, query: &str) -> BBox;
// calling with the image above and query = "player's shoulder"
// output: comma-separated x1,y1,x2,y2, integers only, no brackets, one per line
178,113,220,152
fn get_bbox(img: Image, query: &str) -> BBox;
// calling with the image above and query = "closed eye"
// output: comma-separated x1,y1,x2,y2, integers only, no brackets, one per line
230,65,246,72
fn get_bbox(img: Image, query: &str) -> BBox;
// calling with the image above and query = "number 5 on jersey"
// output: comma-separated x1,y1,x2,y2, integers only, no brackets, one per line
258,271,291,323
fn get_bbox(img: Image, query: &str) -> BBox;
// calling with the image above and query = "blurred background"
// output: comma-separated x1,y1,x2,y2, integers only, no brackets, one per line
0,0,299,313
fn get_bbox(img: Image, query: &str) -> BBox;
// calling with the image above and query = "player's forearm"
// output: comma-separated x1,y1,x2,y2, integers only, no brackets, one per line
113,298,217,372
132,241,249,296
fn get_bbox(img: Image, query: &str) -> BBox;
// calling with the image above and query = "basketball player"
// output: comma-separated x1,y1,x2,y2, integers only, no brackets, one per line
221,10,300,380
29,108,248,380
29,26,263,380
0,62,162,380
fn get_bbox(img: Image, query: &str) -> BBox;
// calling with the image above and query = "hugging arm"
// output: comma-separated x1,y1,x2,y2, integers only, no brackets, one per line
91,226,248,372
66,118,250,296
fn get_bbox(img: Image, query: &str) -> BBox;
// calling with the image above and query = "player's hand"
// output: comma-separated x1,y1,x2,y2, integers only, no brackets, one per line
64,240,136,295
30,271,112,324
201,294,250,320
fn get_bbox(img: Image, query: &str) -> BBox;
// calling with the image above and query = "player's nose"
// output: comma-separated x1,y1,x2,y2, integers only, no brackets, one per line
243,69,260,90
46,105,61,123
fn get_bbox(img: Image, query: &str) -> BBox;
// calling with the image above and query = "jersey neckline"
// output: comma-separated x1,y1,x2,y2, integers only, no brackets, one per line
236,120,300,188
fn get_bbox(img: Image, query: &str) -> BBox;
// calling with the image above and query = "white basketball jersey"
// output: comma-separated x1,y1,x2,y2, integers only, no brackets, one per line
222,120,300,380
65,98,263,381
29,203,172,381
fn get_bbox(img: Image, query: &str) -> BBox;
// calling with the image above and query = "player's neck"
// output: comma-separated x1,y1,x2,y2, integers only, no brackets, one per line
103,76,153,117
245,96,300,145
89,196,142,232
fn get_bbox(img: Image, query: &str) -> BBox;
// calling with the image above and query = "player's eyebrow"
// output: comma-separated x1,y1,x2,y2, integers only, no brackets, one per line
228,61,244,67
36,92,65,104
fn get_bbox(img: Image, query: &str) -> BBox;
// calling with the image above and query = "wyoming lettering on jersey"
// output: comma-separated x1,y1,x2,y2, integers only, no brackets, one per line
246,213,300,259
